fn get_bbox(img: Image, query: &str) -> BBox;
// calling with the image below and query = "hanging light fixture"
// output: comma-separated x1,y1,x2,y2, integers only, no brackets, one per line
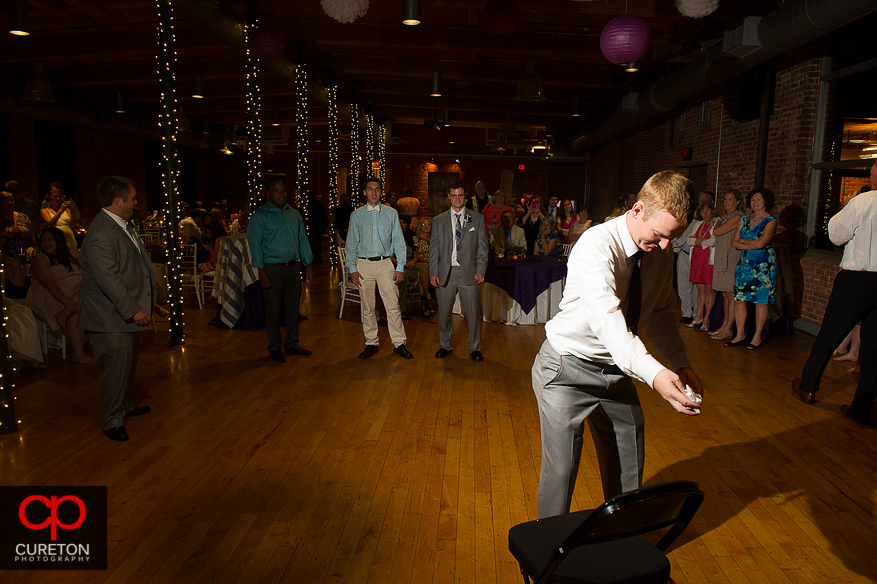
9,0,29,36
514,59,545,102
115,93,125,114
22,63,55,103
430,72,441,97
571,96,581,117
272,109,281,126
625,61,639,73
191,73,203,98
402,0,421,25
600,15,650,68
444,108,451,127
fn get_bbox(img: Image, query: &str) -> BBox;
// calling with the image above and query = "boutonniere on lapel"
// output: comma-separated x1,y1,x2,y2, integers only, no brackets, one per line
463,213,472,225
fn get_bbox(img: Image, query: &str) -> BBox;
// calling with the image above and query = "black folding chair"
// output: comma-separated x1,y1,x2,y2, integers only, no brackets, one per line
508,481,705,584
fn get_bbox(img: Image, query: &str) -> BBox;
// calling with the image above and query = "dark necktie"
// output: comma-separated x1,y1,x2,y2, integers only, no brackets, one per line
454,213,462,260
626,251,644,335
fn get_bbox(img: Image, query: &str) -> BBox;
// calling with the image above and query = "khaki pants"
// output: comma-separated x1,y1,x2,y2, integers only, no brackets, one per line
357,258,406,348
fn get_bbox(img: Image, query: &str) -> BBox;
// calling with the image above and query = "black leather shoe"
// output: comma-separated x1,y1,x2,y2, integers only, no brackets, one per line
470,350,484,362
359,345,379,359
377,318,388,327
286,344,312,356
401,315,412,321
791,378,815,405
125,406,151,417
105,426,129,441
841,404,871,425
435,348,452,359
394,344,413,359
269,351,287,363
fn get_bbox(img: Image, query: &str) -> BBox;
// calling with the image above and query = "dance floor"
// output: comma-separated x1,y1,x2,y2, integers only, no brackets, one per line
2,260,876,584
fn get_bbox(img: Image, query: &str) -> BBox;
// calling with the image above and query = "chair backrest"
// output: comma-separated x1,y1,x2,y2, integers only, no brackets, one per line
338,247,349,279
537,481,704,584
179,244,198,277
561,243,572,256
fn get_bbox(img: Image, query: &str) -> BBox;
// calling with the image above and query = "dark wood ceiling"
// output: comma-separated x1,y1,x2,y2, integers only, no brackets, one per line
1,0,774,135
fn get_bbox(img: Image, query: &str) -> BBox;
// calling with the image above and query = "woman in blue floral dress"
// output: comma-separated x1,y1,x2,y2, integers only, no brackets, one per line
724,188,778,350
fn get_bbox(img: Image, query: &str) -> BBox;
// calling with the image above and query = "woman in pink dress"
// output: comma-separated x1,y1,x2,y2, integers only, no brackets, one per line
687,201,717,331
480,190,513,231
557,198,578,244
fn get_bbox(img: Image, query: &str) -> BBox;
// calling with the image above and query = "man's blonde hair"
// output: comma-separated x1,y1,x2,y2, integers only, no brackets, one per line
638,170,691,224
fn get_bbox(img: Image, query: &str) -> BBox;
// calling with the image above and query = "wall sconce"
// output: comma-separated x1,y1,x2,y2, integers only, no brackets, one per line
403,0,420,25
430,72,441,97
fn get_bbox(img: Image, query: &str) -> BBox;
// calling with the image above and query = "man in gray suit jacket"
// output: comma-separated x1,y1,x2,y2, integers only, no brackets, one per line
430,180,489,361
78,176,156,441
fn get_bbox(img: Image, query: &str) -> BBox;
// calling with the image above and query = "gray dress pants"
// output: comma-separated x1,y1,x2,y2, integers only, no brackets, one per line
531,340,644,518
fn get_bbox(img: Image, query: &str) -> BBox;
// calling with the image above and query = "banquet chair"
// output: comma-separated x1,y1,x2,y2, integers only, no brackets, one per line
561,243,572,256
179,244,202,308
337,248,361,318
508,481,704,584
36,318,66,360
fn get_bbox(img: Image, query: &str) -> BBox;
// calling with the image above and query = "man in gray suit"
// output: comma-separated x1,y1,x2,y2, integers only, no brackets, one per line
78,176,156,442
430,180,489,362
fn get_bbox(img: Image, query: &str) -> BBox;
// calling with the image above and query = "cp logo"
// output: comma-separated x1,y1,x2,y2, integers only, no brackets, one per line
19,495,87,541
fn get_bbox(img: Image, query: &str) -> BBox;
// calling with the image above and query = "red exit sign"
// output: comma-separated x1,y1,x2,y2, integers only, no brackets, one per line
518,164,526,170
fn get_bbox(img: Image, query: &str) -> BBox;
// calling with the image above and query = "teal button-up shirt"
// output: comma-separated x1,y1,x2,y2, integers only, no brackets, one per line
248,202,313,268
345,203,407,273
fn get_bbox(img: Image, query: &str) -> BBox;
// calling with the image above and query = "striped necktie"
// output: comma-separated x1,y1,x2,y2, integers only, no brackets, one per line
454,213,463,260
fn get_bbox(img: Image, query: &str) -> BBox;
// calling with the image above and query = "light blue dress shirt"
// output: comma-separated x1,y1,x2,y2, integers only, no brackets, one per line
345,204,407,273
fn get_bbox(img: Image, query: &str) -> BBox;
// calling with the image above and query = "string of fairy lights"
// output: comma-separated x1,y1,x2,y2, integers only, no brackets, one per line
246,20,262,211
350,102,360,202
379,122,387,190
328,84,340,265
0,258,18,434
296,64,309,228
157,0,184,346
366,113,375,172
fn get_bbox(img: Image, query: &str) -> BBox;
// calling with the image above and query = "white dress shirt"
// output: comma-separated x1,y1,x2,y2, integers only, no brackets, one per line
829,191,877,272
545,215,691,388
102,208,140,249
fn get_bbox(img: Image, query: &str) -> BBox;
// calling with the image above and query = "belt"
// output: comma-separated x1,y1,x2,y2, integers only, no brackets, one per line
360,256,390,261
267,259,300,266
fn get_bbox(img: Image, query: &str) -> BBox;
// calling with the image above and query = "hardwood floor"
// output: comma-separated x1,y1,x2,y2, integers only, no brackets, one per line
3,260,877,583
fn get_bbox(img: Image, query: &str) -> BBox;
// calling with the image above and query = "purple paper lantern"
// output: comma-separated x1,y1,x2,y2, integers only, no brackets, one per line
599,15,650,67
249,27,286,62
483,0,521,36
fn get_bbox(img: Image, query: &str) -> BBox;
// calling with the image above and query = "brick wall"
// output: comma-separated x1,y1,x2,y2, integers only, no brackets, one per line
799,249,842,327
74,128,146,223
3,115,39,202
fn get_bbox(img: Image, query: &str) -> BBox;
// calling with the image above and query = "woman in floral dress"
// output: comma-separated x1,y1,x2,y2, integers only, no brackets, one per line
725,188,778,350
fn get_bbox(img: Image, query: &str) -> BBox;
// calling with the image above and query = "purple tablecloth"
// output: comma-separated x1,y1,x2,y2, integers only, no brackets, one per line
484,256,567,314
210,282,266,331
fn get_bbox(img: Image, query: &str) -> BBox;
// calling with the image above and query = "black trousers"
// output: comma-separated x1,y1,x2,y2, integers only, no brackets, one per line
263,263,302,353
800,270,877,412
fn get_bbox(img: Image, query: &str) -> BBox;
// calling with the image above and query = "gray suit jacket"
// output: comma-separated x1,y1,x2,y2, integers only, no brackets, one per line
77,210,157,333
429,208,489,286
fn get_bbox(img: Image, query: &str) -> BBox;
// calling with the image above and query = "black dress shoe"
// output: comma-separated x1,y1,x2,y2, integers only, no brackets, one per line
470,350,484,362
680,317,694,324
105,426,129,441
394,344,413,359
841,404,871,425
125,406,151,417
286,344,312,356
269,351,287,363
791,378,815,405
359,345,379,359
435,348,452,359
401,315,412,321
377,318,388,327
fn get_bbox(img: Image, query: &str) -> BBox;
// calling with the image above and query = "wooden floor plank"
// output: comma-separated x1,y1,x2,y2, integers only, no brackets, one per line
3,261,877,584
